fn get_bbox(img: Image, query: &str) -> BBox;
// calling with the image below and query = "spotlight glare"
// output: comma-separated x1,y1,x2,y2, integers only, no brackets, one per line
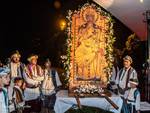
140,0,143,3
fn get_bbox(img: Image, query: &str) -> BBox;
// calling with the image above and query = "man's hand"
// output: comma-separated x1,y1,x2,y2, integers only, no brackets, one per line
118,86,125,95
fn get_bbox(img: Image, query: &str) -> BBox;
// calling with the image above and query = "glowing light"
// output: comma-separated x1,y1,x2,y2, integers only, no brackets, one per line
54,0,61,9
59,19,66,30
140,0,143,3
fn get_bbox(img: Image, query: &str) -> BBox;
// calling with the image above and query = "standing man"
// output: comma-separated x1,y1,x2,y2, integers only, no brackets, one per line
7,51,26,112
108,58,120,94
24,54,44,89
41,59,62,111
116,55,138,95
0,67,10,113
24,54,44,113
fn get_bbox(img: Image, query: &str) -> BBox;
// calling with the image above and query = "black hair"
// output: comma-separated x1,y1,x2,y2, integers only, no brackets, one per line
14,77,23,83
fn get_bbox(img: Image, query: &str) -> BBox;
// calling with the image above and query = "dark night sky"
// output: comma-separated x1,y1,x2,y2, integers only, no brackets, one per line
0,0,146,68
0,0,85,65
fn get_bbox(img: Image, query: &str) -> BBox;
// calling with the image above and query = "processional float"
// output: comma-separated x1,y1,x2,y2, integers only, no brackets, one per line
65,2,118,110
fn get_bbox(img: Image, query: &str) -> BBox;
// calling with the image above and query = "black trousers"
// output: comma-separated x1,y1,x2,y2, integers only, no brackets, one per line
42,93,56,110
127,103,139,113
23,99,41,113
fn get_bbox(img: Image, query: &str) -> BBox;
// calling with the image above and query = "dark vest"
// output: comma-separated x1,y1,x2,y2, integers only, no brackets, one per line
114,66,119,80
50,69,57,89
119,67,134,89
12,87,24,104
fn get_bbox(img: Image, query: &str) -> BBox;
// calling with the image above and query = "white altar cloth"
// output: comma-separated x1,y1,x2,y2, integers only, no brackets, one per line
54,90,123,113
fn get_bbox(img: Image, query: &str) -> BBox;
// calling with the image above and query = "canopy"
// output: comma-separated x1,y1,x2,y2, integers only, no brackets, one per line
93,0,150,41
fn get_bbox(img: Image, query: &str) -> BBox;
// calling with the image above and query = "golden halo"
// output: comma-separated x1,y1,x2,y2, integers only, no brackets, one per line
82,6,99,22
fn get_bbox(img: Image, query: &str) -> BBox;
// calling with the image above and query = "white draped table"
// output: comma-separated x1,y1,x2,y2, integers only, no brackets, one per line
54,90,123,113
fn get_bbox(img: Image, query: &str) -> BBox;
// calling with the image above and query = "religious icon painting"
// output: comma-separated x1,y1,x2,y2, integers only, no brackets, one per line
66,3,115,89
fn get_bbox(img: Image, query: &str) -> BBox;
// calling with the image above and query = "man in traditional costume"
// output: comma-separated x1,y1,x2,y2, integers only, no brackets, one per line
23,54,44,113
108,58,119,94
0,67,10,113
116,55,138,96
41,59,62,112
7,51,26,112
124,79,140,113
8,50,26,81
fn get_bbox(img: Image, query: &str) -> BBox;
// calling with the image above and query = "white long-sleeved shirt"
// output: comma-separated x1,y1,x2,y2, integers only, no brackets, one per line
23,65,44,101
10,62,18,78
42,70,55,95
116,67,137,89
8,62,24,79
44,69,62,87
0,88,8,113
24,65,44,86
42,69,62,95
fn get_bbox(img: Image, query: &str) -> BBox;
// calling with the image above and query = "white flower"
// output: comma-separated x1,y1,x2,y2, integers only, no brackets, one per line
68,10,72,16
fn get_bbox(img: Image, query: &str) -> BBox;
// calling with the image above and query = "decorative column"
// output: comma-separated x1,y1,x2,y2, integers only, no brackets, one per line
146,11,150,60
146,10,150,102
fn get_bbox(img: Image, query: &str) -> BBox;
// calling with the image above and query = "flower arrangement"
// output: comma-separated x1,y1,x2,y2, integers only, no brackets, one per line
113,33,140,60
125,33,139,51
74,84,104,94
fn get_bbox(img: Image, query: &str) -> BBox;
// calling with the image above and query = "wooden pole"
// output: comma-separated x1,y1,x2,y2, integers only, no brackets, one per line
100,93,119,110
74,94,82,109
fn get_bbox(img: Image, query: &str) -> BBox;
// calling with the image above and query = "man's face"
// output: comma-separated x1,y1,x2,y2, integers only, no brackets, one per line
123,60,131,68
31,58,37,65
12,54,20,63
130,83,137,88
45,62,51,68
2,74,10,85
